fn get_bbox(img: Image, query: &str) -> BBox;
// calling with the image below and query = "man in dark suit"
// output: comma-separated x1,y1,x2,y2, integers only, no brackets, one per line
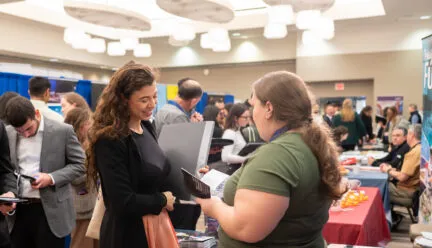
0,120,17,248
4,96,85,248
322,103,335,128
369,127,410,170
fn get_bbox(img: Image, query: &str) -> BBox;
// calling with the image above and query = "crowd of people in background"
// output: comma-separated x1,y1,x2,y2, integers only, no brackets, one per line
0,60,423,247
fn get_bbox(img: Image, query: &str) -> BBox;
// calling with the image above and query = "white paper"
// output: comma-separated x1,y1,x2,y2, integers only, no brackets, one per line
416,237,432,247
200,170,229,191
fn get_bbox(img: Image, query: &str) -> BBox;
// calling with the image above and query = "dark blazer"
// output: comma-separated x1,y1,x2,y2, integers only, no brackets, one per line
0,121,15,247
0,121,16,195
95,121,170,248
322,115,333,128
372,142,411,170
360,114,374,139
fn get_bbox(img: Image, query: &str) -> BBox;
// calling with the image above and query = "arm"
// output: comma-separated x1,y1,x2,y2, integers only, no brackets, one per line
0,122,17,195
382,147,419,182
95,137,167,217
382,165,409,182
172,114,190,124
200,190,289,243
50,126,86,187
198,144,297,243
221,130,247,164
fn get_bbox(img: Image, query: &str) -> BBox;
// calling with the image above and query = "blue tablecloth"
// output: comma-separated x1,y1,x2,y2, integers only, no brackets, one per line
348,170,392,225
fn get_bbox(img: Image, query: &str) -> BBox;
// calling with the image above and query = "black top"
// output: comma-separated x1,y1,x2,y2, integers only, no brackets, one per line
409,111,422,124
95,121,171,248
0,121,16,247
372,141,411,170
360,114,374,139
0,121,15,195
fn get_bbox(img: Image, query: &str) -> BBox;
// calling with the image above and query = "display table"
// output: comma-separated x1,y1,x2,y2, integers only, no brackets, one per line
323,187,391,246
347,170,391,225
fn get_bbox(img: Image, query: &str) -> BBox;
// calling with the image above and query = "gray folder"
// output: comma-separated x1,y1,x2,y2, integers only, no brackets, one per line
158,121,214,200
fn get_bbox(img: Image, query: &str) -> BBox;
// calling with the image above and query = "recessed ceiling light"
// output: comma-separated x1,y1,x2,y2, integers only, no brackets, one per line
49,58,59,62
420,16,431,20
241,36,248,39
112,67,119,71
232,32,241,37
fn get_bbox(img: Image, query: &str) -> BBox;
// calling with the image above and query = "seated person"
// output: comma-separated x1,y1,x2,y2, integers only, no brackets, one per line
333,126,348,153
380,124,421,208
369,127,410,170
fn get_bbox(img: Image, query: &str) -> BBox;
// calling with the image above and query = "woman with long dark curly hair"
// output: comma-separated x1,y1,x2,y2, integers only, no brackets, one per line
196,71,343,247
86,62,176,248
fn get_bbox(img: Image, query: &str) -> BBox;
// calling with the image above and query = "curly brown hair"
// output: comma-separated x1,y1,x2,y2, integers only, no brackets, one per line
253,71,343,200
86,62,158,188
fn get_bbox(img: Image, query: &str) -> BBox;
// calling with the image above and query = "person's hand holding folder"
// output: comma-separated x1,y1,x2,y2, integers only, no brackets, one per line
0,192,16,215
162,191,176,211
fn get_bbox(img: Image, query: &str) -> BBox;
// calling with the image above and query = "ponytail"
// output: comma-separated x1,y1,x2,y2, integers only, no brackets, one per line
299,122,343,200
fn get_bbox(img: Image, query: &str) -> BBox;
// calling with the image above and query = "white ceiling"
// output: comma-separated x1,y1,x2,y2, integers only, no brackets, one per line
0,0,386,40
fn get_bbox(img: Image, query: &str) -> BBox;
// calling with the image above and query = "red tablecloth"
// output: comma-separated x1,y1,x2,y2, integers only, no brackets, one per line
323,187,391,246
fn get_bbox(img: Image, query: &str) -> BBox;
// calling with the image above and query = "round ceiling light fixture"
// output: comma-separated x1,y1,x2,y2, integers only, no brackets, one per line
296,9,321,30
120,37,139,50
134,43,152,57
87,38,106,53
107,42,126,56
168,36,191,47
263,0,335,12
156,0,234,23
267,5,294,25
63,0,151,31
171,24,196,41
263,23,288,39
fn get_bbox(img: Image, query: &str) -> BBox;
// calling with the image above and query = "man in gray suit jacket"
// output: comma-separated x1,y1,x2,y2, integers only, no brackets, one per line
3,96,85,248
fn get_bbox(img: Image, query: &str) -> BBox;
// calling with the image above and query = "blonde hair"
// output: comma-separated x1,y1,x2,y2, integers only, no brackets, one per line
340,99,355,122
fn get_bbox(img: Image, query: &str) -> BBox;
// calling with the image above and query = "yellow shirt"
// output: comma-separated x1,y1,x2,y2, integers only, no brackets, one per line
398,144,420,192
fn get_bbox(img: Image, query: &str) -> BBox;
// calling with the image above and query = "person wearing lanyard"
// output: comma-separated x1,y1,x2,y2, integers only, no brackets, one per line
195,71,344,248
380,124,421,211
154,77,203,137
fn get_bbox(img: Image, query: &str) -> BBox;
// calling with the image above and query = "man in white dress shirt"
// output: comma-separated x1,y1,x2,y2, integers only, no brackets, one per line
4,96,85,248
28,76,63,122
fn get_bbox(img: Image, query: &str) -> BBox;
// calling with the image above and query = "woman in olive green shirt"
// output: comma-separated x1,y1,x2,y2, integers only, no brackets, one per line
196,71,344,248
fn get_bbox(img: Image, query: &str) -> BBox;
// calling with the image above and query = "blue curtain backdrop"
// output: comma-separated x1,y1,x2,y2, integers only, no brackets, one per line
0,73,91,106
0,72,31,98
224,94,234,104
75,80,92,107
195,92,208,114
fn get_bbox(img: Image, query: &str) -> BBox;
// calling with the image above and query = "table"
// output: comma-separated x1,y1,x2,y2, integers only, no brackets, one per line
323,187,391,246
347,170,392,225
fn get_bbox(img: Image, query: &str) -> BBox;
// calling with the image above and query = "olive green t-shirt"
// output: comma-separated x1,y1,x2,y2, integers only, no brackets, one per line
218,132,331,248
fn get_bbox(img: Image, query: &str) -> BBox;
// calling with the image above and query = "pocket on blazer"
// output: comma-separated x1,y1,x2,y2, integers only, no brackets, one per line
57,185,72,202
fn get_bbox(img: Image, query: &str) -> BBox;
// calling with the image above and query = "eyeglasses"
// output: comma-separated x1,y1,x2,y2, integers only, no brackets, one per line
239,116,251,120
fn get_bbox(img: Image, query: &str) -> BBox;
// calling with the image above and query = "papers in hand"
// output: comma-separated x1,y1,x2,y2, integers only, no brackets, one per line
200,169,229,191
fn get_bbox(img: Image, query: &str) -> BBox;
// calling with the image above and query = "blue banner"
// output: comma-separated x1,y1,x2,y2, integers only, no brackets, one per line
419,34,432,223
